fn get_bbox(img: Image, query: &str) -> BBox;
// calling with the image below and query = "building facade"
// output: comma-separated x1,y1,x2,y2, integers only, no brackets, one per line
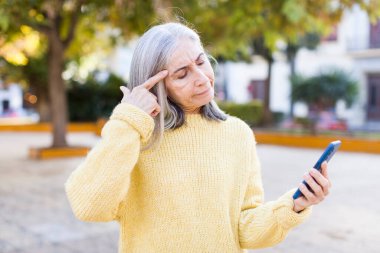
219,6,380,130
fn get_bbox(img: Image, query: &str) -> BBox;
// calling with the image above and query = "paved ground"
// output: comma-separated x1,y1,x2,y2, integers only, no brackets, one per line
0,132,379,253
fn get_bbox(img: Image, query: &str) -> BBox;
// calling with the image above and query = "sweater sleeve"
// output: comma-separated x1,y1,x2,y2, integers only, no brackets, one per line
238,134,312,249
65,103,154,222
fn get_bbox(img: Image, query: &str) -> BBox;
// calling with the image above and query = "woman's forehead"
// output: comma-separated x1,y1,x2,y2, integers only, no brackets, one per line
168,39,204,68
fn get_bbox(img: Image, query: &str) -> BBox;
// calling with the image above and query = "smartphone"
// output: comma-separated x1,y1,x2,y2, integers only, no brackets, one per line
293,140,342,199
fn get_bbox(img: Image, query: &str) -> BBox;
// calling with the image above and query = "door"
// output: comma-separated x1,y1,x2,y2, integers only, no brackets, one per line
367,74,380,120
248,80,265,101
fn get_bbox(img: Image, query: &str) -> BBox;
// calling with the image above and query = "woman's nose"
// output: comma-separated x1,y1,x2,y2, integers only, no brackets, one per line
193,67,209,86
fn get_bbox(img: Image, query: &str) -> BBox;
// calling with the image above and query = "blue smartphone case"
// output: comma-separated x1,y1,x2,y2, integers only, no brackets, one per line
293,140,342,199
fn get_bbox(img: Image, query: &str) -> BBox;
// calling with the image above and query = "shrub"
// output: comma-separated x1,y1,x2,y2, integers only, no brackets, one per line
67,73,123,122
217,100,263,127
290,69,358,134
291,69,358,109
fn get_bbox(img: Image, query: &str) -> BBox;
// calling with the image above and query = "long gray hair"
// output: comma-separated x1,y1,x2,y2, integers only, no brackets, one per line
128,22,227,151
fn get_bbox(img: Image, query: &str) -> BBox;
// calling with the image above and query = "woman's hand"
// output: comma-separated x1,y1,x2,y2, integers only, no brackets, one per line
293,161,331,213
120,70,168,117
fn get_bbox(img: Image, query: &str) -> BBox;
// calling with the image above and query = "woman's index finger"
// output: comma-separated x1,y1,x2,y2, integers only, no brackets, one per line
142,70,168,90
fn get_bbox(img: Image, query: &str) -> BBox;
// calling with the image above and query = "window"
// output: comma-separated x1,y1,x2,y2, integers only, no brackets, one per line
370,85,376,107
367,74,380,120
370,19,380,48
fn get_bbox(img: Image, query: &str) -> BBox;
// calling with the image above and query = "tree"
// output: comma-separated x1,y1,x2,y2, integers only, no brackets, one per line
0,0,156,148
251,36,274,125
286,33,321,118
291,69,358,134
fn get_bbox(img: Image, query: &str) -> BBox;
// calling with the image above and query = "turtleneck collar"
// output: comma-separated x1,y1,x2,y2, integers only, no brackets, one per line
182,113,226,129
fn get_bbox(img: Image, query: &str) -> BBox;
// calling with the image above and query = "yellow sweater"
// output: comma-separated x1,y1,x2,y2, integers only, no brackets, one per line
65,103,311,253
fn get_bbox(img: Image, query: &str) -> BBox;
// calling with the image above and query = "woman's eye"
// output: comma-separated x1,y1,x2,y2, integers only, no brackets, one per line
178,72,187,79
197,61,205,65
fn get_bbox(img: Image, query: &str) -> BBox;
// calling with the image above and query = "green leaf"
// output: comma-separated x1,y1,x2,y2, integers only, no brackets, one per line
282,0,306,24
0,10,10,32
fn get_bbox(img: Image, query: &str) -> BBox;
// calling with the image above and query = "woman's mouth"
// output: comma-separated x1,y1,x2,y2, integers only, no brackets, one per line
197,88,210,96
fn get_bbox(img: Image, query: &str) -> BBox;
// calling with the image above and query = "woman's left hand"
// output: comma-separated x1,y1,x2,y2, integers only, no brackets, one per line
293,161,331,213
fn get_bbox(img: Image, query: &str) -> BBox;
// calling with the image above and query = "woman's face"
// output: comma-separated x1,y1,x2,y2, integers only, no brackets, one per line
164,38,215,114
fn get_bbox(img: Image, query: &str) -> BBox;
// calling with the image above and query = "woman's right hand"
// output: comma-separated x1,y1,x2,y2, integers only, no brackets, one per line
120,70,168,118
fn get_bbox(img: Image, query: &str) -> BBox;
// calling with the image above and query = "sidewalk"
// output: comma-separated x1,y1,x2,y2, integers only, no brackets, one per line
1,132,379,253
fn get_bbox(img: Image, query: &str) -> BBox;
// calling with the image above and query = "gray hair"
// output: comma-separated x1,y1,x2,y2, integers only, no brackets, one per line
128,22,227,151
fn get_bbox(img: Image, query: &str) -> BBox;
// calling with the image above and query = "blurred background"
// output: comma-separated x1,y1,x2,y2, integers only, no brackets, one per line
1,0,380,253
1,0,380,135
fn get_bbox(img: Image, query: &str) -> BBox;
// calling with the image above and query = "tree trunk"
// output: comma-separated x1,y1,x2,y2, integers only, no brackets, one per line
37,90,51,122
28,78,51,122
47,31,68,147
308,106,320,136
263,59,273,125
289,55,296,118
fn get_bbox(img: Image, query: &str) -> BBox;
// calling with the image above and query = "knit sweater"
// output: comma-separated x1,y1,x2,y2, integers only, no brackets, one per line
65,103,311,253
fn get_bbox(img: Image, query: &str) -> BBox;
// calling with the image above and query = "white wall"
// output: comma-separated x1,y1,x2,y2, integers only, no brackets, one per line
224,57,267,103
0,84,23,115
342,5,370,51
270,56,291,113
106,42,136,81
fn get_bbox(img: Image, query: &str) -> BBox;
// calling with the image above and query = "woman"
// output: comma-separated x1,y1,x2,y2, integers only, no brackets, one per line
65,22,331,252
